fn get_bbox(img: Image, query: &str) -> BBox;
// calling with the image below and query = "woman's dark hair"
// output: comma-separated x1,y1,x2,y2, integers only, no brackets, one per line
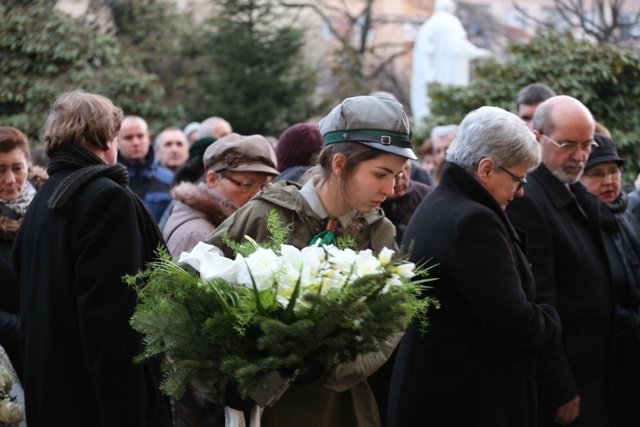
0,126,31,163
304,142,385,192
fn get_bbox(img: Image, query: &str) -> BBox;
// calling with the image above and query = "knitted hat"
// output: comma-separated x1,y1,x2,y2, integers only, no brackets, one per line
586,133,625,169
188,136,216,167
203,133,279,175
275,123,323,172
317,96,417,160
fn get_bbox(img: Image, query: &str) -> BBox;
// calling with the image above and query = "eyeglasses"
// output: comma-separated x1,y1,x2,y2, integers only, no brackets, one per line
222,174,271,193
498,165,526,191
541,134,598,153
582,167,621,181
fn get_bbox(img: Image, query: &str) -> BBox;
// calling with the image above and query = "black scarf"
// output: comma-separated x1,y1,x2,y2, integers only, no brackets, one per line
46,144,166,260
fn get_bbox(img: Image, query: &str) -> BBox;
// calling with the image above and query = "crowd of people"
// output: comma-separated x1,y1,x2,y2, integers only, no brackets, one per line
0,84,639,427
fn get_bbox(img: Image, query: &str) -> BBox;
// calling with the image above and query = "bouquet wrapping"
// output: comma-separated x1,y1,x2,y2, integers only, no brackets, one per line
0,347,24,427
127,216,436,424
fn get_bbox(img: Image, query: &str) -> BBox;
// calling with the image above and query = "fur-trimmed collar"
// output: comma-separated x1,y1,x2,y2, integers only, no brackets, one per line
170,182,238,227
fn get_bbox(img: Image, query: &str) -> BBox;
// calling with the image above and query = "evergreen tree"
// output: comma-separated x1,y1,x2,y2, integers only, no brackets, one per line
199,0,317,136
0,0,175,144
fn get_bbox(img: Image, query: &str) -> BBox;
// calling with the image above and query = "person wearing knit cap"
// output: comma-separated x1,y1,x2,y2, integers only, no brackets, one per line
274,123,323,184
204,95,416,427
580,133,640,427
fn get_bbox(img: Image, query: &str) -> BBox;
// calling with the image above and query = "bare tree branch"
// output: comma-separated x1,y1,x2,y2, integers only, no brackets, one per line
512,0,640,45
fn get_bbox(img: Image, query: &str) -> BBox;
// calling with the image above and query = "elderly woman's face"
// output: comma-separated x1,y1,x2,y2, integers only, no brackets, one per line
484,162,528,211
0,148,29,201
580,161,621,204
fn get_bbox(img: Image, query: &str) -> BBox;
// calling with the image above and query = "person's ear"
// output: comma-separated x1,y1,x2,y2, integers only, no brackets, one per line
206,170,219,189
332,153,347,177
533,129,542,143
476,157,495,183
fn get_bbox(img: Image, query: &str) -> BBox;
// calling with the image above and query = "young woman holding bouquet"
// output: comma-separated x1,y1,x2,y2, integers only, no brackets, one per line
205,94,417,427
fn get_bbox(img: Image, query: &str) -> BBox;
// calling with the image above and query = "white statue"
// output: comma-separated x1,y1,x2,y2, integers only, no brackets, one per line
410,0,491,125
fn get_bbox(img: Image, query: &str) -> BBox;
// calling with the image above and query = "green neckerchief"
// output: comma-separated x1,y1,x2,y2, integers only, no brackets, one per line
310,217,337,246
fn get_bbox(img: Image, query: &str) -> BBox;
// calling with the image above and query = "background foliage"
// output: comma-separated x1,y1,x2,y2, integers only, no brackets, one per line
420,32,640,179
194,0,317,136
1,0,318,143
0,0,175,143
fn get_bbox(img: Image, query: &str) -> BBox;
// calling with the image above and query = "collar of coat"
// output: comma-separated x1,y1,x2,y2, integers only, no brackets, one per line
170,181,238,226
256,180,387,236
440,162,523,245
530,164,601,224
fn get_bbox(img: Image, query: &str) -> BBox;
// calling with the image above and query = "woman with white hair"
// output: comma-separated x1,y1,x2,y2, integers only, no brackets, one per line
388,106,561,426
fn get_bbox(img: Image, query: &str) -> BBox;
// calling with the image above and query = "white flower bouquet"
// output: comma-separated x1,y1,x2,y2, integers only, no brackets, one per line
0,349,24,427
127,214,436,408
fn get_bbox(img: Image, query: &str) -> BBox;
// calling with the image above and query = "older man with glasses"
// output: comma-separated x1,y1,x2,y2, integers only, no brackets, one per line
506,95,615,427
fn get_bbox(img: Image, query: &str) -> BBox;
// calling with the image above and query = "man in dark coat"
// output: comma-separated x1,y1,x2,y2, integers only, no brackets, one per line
117,115,174,222
12,90,171,427
506,95,614,427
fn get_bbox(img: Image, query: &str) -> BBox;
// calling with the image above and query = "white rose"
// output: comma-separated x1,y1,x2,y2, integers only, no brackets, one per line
353,249,381,277
0,399,23,423
178,242,244,283
0,365,12,392
237,248,281,291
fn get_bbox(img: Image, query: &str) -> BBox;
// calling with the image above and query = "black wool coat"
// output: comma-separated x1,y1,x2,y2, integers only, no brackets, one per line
12,169,171,427
388,163,561,427
505,163,615,427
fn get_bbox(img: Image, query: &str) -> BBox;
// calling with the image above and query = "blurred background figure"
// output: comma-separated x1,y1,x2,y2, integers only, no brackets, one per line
183,121,201,145
579,133,640,427
381,159,432,245
173,117,233,186
419,138,436,178
273,123,323,184
430,124,458,186
117,115,173,222
515,83,556,131
0,126,47,381
30,145,49,169
154,127,190,173
431,124,458,166
199,116,233,140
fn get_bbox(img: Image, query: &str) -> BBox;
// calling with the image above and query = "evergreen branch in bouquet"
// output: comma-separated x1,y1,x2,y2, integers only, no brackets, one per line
126,249,247,399
281,265,304,324
223,210,292,257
